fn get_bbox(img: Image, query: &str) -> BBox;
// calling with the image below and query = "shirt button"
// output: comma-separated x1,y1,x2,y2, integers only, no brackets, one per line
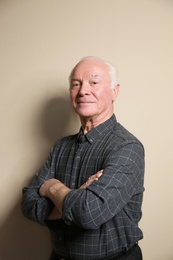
90,139,93,142
71,182,75,187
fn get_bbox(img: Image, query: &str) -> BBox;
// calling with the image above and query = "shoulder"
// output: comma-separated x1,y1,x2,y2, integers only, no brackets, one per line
55,133,78,146
50,133,78,155
116,123,141,142
109,122,145,154
104,114,144,149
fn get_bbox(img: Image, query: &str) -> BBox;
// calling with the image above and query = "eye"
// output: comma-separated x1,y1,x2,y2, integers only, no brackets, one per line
91,81,98,86
90,80,98,85
71,81,80,89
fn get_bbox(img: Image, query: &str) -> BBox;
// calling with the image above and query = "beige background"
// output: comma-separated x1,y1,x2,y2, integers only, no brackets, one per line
0,0,173,259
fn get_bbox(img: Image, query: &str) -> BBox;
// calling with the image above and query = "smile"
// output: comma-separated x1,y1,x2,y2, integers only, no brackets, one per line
77,101,95,104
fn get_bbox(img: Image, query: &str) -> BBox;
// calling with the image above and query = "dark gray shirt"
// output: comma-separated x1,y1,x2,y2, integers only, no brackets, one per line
22,114,145,260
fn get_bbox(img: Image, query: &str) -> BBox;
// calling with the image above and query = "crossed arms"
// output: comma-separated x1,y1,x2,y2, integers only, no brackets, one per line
39,170,103,220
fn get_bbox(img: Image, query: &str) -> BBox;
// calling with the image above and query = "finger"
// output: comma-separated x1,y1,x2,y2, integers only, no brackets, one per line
95,170,103,178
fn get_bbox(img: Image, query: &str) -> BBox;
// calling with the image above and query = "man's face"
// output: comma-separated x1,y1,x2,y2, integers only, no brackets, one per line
70,59,118,122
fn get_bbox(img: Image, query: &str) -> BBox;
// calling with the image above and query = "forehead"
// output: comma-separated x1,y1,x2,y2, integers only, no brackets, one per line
71,59,109,79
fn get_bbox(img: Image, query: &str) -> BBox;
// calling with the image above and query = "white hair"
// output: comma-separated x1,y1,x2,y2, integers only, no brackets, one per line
69,56,118,89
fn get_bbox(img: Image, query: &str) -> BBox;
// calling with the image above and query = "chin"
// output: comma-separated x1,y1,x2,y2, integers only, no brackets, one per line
78,113,95,118
76,111,95,118
75,107,95,116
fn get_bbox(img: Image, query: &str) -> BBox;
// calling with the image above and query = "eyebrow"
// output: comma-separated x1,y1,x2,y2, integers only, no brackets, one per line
71,75,100,79
71,78,79,81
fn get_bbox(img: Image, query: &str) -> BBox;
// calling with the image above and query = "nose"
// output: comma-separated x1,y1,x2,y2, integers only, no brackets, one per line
78,82,90,96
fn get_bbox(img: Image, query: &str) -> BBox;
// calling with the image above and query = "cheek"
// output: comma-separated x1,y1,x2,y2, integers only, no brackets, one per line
96,89,113,104
70,92,76,103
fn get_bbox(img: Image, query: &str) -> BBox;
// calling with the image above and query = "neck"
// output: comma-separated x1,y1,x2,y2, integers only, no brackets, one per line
80,113,113,134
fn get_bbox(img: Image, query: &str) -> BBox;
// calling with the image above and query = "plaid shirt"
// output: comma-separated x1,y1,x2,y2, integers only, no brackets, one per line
22,114,145,260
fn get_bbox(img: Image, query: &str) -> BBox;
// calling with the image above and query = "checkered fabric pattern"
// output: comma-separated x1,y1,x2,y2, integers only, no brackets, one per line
22,114,145,260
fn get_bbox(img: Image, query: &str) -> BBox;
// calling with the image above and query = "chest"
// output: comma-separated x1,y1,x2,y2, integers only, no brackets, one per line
52,140,108,188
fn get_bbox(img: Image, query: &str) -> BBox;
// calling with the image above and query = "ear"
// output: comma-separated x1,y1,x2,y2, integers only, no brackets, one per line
112,84,120,102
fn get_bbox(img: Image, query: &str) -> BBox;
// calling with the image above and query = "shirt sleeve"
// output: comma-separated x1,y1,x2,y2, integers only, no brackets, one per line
21,148,55,226
62,141,145,230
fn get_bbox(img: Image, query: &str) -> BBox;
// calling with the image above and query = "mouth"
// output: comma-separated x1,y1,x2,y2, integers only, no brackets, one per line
77,100,95,104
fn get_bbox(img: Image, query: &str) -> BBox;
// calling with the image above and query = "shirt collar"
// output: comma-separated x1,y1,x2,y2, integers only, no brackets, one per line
77,114,117,144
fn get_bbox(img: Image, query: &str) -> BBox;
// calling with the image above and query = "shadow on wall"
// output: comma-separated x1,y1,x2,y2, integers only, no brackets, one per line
0,95,79,260
0,202,52,260
37,95,79,144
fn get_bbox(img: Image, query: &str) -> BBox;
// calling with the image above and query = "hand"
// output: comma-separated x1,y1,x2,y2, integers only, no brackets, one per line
80,170,103,189
39,178,71,220
39,178,63,198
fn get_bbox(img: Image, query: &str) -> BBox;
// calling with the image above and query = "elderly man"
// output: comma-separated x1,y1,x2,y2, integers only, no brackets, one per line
22,57,145,260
